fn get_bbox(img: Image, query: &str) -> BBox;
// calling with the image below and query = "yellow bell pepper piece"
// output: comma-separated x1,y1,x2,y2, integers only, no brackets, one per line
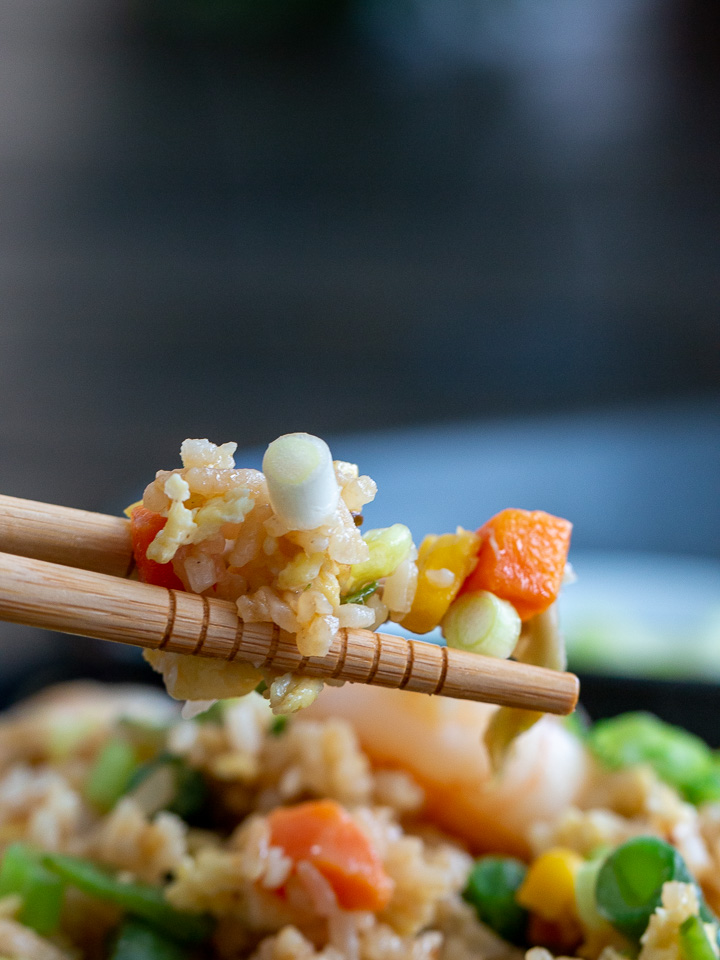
516,848,583,922
400,528,479,634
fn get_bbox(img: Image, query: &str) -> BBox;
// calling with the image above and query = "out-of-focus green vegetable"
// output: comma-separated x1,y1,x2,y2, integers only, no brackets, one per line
462,856,528,945
442,591,521,659
193,701,225,725
343,525,412,595
595,836,711,942
42,854,213,943
85,738,139,812
563,706,591,741
588,713,720,804
0,843,64,936
574,856,611,934
679,915,718,960
126,754,207,821
116,716,169,757
340,581,378,605
270,715,289,736
110,917,192,960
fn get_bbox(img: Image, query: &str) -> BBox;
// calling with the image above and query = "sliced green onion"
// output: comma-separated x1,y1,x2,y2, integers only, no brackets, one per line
462,857,528,945
85,738,139,813
574,857,610,934
126,754,207,821
442,591,521,659
340,581,378,605
110,917,192,960
680,915,718,960
263,433,339,530
343,524,413,595
42,854,213,943
588,713,719,805
0,844,64,936
595,836,703,942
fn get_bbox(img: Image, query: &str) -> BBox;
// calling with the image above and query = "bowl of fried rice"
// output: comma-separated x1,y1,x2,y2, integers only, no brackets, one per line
0,433,718,960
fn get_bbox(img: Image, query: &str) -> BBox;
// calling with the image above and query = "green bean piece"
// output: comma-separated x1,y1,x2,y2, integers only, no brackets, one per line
595,837,705,942
42,854,213,943
0,844,64,936
85,738,139,813
462,857,528,945
110,918,192,960
588,713,719,804
0,843,33,899
680,916,718,960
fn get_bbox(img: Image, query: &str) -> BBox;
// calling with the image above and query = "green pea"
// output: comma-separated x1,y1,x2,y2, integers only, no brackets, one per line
595,836,712,942
588,713,719,805
462,857,528,945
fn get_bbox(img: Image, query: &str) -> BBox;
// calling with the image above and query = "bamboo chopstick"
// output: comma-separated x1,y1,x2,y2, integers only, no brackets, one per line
0,494,133,578
0,495,580,715
0,552,578,714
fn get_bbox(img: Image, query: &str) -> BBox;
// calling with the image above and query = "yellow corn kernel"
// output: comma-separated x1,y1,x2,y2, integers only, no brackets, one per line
400,528,479,634
516,848,584,922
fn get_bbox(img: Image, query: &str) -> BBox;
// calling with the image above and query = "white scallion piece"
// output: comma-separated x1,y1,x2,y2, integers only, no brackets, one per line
263,433,340,531
442,590,521,659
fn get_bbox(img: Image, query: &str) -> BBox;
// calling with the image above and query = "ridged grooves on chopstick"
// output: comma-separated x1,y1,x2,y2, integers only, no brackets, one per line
0,551,579,715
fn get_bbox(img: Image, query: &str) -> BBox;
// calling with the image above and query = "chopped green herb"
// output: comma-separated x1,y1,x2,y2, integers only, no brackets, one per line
340,581,378,605
42,854,213,943
255,680,268,695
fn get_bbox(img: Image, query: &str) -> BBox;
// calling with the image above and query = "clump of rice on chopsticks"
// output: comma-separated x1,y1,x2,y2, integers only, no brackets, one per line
131,434,418,717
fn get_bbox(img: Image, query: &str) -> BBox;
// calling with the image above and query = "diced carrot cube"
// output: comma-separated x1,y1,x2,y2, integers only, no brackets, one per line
461,509,571,621
129,505,184,590
267,799,394,912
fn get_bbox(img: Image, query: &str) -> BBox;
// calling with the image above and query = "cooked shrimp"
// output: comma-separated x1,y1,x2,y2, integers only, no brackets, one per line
307,683,588,858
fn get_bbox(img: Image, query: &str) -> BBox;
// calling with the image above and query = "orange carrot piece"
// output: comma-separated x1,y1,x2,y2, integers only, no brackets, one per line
461,509,572,621
267,799,394,912
129,505,185,590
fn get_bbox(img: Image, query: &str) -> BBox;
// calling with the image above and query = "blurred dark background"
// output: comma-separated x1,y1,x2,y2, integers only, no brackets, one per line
0,0,718,704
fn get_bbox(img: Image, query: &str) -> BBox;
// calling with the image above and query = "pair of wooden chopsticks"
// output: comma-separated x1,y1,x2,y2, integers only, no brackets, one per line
0,494,579,715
